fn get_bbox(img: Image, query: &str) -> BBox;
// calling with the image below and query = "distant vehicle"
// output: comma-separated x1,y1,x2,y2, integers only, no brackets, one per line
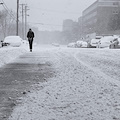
89,39,100,48
97,36,114,48
81,41,88,48
3,36,22,47
76,41,83,48
0,40,3,48
109,38,120,49
95,36,103,39
52,43,60,47
67,42,77,48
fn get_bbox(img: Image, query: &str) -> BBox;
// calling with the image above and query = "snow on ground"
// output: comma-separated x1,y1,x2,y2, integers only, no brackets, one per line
0,43,60,69
7,46,120,120
0,45,27,67
0,42,43,67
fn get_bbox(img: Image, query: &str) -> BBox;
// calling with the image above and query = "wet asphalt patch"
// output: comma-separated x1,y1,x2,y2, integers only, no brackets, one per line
0,52,55,120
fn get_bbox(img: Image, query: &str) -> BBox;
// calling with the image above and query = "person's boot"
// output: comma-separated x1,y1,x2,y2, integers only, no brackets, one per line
30,49,32,52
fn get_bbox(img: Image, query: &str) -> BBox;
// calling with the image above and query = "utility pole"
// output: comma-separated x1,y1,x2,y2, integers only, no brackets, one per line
25,5,29,40
16,0,19,36
25,5,27,39
20,4,25,39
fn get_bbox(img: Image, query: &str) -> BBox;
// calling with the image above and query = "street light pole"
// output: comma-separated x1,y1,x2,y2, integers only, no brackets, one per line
16,0,19,36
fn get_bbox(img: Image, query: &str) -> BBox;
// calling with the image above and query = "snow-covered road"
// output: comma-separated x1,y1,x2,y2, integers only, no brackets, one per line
8,46,120,120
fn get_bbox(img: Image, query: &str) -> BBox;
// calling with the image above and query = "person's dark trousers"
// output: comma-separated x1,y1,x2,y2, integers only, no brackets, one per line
28,38,33,52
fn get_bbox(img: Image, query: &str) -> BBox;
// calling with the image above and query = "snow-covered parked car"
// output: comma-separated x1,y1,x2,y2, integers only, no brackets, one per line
89,39,100,48
81,41,88,48
22,40,28,44
3,36,23,47
97,36,114,48
67,42,77,48
109,38,120,49
76,41,83,48
0,40,3,48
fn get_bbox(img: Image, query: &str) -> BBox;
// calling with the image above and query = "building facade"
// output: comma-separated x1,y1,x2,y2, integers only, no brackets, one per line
62,19,80,42
78,16,83,39
82,0,120,40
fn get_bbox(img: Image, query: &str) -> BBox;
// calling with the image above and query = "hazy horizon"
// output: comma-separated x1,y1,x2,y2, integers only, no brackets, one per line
1,0,96,31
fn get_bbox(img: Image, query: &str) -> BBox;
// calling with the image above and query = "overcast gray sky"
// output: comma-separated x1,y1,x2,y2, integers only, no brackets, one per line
2,0,96,31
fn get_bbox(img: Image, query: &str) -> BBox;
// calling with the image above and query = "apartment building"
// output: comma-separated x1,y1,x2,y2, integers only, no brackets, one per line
82,0,120,39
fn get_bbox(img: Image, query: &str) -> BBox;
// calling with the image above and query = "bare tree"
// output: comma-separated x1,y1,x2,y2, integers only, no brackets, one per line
0,10,16,39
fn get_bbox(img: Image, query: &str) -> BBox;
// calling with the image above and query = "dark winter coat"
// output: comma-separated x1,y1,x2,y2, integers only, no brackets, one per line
27,31,34,39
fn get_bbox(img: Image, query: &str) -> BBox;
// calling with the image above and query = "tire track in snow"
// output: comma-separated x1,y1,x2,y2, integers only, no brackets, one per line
74,51,120,87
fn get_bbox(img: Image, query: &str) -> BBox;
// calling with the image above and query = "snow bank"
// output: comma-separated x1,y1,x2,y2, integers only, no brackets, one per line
0,46,27,67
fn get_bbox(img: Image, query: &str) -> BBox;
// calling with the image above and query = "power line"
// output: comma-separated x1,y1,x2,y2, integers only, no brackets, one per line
1,0,16,21
30,7,81,15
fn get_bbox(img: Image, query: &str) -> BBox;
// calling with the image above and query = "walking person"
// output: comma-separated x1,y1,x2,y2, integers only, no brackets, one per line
27,28,35,52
